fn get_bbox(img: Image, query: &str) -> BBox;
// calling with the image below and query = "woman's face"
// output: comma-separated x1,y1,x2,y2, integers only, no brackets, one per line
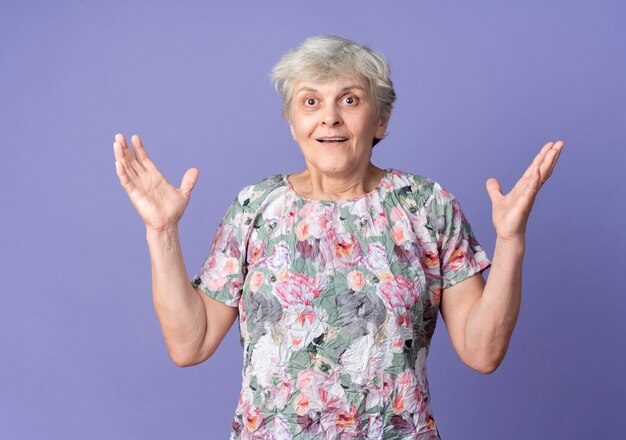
288,77,388,177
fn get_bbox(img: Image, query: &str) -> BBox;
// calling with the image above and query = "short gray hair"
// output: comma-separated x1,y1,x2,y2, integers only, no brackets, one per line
271,35,396,125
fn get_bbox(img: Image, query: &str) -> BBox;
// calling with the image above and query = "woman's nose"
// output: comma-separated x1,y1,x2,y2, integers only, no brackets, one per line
321,105,342,127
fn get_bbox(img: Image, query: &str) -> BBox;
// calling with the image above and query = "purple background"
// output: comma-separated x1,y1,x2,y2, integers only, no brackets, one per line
1,0,624,438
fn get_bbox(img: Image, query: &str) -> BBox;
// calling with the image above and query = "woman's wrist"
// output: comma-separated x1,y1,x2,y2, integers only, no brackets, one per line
493,234,526,262
146,224,180,247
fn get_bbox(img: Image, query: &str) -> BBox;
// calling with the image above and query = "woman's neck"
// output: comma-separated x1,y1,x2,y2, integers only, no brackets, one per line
288,162,385,201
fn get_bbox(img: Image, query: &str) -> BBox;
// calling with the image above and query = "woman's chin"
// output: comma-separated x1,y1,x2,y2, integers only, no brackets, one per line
309,158,364,177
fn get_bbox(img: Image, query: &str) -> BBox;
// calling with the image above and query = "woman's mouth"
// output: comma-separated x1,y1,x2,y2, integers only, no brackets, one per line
316,137,348,143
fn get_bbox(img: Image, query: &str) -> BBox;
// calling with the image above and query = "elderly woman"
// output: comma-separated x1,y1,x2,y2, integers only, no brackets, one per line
113,36,563,439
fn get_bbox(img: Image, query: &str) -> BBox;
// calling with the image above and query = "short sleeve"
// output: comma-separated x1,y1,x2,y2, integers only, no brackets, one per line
433,184,491,289
191,198,247,308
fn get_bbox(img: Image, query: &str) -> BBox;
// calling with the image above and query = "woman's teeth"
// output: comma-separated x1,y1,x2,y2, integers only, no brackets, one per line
318,137,347,142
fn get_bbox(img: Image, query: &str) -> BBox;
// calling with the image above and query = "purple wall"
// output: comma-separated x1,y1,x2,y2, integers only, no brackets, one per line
1,0,624,438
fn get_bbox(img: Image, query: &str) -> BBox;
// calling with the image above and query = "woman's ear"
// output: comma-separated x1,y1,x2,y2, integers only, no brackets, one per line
375,116,390,139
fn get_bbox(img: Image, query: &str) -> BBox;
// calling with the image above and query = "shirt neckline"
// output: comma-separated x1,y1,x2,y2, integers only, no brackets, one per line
283,168,391,205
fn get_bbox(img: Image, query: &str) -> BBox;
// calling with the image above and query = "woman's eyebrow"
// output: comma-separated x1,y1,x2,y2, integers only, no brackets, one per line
295,86,318,94
340,84,366,92
294,84,366,95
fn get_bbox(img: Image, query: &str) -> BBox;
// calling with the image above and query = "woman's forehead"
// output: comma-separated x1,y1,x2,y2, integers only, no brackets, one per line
292,76,369,94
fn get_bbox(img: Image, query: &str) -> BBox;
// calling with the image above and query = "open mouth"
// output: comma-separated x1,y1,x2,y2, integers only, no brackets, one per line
316,137,348,143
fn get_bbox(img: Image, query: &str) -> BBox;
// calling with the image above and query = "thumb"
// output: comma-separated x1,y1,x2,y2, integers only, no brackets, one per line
485,178,503,204
180,167,200,197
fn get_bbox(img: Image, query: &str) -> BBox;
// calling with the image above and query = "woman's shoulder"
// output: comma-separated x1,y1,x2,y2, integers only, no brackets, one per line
232,173,288,209
386,169,456,204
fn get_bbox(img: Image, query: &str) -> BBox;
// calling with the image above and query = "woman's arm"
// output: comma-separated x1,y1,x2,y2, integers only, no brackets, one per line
440,140,564,374
147,227,238,367
440,238,523,374
113,133,236,367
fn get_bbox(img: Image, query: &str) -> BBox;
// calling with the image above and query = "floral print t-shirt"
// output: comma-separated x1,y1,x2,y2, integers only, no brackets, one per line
191,169,491,439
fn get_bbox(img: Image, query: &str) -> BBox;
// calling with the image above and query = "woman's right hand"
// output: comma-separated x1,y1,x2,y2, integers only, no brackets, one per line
113,134,199,232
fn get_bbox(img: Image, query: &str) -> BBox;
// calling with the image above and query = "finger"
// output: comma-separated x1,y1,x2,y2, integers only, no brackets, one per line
523,166,542,208
114,159,136,195
511,166,541,214
115,133,128,150
114,141,138,179
121,135,145,175
114,133,144,176
538,140,565,185
113,140,125,161
538,147,559,184
544,140,564,179
485,177,503,204
522,141,555,179
527,165,541,196
131,134,154,170
180,167,200,197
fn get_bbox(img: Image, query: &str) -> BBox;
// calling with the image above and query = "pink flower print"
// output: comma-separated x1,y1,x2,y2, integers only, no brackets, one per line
248,240,266,265
426,414,437,431
381,177,394,191
296,412,321,436
212,222,233,251
295,221,310,241
296,237,320,261
390,412,416,435
333,234,361,271
364,370,394,411
394,242,419,267
392,392,405,414
390,205,407,223
420,250,440,268
335,404,358,429
238,296,247,323
265,241,290,272
346,270,365,291
298,203,329,239
282,304,327,349
295,369,345,414
295,368,316,391
298,201,317,218
378,276,420,345
334,235,357,258
362,414,384,439
428,285,442,307
293,392,310,416
391,223,409,245
378,276,420,313
274,273,323,307
266,415,291,440
373,211,389,230
201,252,240,291
394,370,420,415
444,242,469,273
363,242,389,274
249,271,264,293
272,375,294,410
277,208,297,236
243,404,262,433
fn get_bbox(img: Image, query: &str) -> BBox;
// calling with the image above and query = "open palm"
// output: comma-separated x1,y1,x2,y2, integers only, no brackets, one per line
113,134,199,232
486,140,564,241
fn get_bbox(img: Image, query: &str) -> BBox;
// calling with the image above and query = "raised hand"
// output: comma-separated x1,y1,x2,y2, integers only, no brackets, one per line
485,140,564,242
113,133,199,232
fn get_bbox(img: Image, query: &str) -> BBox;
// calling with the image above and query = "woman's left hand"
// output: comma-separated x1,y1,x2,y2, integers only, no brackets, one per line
486,140,564,242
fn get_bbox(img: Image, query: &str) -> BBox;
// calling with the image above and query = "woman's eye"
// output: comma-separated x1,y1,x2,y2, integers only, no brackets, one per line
344,96,358,105
305,98,317,107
